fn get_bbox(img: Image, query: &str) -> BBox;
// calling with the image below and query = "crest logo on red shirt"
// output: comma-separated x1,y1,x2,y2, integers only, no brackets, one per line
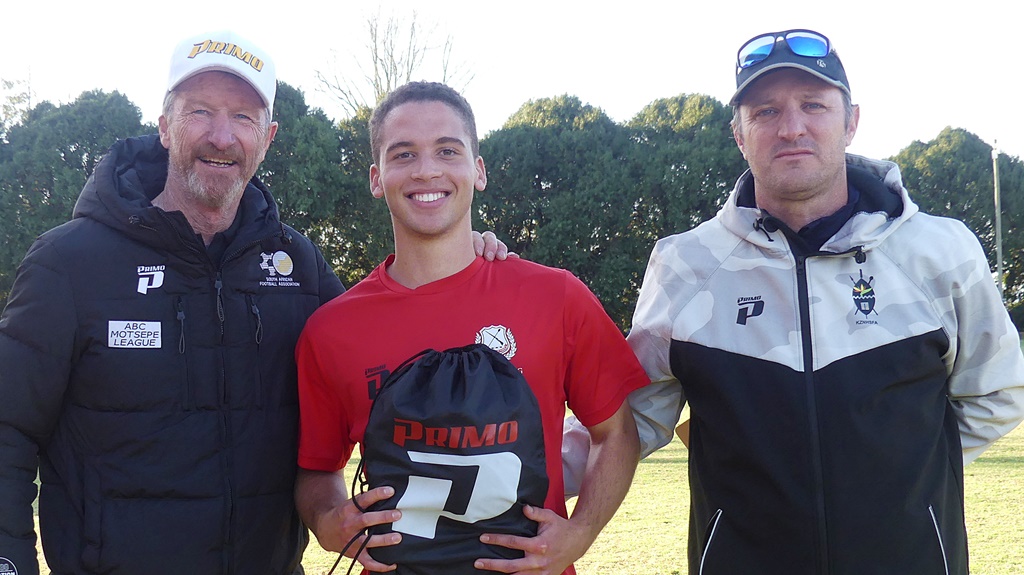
475,325,517,360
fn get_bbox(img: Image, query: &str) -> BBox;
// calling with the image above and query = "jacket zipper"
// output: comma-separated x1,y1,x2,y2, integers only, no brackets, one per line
795,254,831,574
213,269,233,575
221,406,234,575
215,272,226,343
156,204,285,574
795,243,868,574
214,235,279,574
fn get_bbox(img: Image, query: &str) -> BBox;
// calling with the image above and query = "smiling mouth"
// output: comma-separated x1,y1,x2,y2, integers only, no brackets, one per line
410,192,449,203
200,157,238,168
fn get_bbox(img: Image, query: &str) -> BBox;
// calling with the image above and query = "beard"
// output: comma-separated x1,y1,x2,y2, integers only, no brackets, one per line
184,166,247,209
167,144,256,210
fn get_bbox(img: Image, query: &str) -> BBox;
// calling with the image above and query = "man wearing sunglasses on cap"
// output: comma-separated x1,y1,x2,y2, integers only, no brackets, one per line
565,29,1024,574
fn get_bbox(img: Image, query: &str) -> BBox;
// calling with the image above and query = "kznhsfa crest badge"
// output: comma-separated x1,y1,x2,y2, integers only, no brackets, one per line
850,270,877,316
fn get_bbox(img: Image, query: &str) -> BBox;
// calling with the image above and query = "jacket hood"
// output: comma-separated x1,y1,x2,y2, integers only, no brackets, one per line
719,153,919,255
73,134,285,251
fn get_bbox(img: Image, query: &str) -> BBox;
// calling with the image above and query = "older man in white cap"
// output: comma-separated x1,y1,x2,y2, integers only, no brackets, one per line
0,30,507,575
0,30,339,575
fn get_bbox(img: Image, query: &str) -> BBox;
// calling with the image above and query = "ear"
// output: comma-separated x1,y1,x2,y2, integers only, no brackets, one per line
845,104,861,147
253,122,280,165
265,121,279,149
474,156,487,191
369,164,384,199
158,115,171,150
733,125,745,157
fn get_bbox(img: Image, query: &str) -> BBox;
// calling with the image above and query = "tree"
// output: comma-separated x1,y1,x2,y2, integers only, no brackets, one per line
891,128,1024,314
995,151,1024,309
259,82,391,287
259,82,349,261
893,128,997,243
1,78,33,143
317,10,473,116
0,90,147,299
330,107,395,284
627,94,745,243
480,96,649,329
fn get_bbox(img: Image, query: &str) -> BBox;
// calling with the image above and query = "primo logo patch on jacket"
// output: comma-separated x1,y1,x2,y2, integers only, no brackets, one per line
357,344,548,574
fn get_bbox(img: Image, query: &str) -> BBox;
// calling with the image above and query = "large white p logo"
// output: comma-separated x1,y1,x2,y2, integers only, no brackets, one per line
137,271,164,294
392,451,522,539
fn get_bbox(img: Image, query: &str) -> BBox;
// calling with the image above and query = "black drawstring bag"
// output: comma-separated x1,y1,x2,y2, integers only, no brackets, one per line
353,344,548,574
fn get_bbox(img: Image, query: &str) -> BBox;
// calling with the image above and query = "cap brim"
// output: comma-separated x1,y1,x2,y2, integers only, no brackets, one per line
168,64,274,110
730,62,850,106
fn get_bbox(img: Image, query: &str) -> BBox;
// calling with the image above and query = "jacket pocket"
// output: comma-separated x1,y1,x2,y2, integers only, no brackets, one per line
246,294,265,408
928,505,952,575
81,461,103,571
698,508,724,575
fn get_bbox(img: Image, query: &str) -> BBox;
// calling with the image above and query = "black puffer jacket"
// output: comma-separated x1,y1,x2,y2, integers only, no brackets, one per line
0,135,344,575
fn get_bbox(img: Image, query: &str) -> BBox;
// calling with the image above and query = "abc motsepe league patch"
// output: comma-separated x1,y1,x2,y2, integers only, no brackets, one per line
358,344,547,574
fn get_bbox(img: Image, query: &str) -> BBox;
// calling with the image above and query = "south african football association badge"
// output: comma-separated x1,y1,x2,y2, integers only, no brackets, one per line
0,556,18,575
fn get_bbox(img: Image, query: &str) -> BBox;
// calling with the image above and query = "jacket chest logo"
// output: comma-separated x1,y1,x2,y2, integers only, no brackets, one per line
108,320,162,348
851,270,878,317
736,296,764,325
259,251,301,288
137,265,165,294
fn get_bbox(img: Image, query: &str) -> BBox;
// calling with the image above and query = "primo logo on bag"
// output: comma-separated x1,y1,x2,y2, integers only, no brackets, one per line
391,418,520,449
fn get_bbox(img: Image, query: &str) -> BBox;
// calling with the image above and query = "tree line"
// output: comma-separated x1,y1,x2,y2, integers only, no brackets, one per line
2,82,1022,331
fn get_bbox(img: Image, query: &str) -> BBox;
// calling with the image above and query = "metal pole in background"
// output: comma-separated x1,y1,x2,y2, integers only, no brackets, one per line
992,143,1004,302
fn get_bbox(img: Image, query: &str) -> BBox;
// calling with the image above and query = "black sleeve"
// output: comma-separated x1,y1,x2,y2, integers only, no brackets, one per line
312,242,345,306
0,238,78,575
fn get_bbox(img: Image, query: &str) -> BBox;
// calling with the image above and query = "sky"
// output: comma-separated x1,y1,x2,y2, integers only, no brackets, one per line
3,0,1021,162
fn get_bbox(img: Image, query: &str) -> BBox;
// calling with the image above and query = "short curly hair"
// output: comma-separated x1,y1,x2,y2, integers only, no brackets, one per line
369,81,479,165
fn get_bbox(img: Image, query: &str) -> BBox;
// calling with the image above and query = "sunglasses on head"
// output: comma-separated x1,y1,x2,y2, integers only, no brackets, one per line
737,29,831,69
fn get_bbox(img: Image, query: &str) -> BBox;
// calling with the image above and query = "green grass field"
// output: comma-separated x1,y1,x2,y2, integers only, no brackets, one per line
32,418,1024,574
298,422,1024,575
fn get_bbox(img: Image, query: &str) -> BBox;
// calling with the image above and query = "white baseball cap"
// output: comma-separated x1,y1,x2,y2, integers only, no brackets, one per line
166,30,277,112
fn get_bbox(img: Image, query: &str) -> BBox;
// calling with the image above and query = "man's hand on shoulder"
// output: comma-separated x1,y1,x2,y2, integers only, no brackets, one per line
473,230,518,260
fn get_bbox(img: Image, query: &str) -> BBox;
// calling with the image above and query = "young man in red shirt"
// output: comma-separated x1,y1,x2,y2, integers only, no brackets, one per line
294,82,647,575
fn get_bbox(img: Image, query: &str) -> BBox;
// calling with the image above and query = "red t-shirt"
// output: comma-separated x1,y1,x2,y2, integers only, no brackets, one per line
296,256,648,571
